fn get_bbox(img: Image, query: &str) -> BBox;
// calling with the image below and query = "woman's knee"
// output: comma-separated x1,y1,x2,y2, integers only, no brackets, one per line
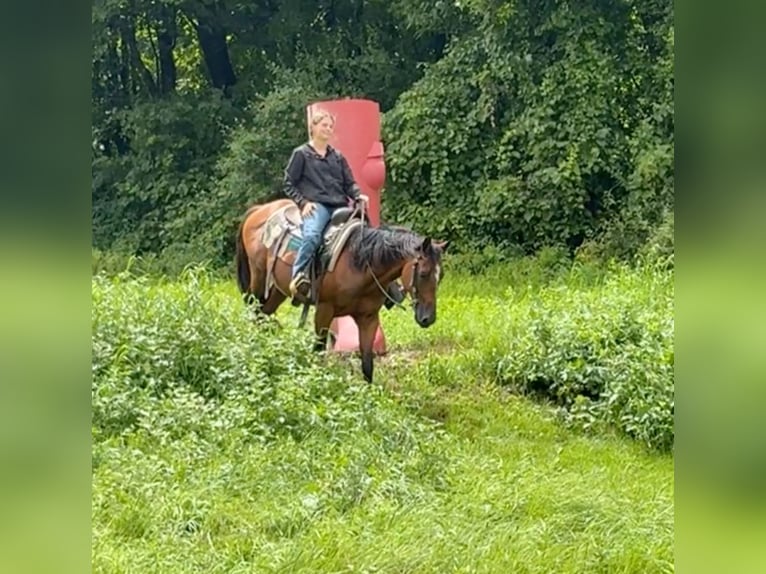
302,225,323,245
303,214,329,242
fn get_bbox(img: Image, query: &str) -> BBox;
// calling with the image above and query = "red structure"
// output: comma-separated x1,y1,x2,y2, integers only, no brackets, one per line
306,99,387,354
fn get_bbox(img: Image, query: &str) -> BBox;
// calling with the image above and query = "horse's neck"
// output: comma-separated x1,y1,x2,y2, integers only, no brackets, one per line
358,229,418,284
368,257,408,285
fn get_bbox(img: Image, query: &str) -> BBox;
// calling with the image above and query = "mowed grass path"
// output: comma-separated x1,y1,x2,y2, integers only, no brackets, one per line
92,263,673,573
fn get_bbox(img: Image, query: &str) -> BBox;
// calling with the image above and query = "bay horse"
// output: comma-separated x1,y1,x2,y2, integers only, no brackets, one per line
234,199,447,383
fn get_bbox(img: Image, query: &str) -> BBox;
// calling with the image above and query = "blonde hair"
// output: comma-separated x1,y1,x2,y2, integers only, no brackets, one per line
309,108,335,137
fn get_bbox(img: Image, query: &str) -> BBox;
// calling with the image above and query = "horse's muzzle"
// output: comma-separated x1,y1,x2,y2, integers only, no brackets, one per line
415,307,436,328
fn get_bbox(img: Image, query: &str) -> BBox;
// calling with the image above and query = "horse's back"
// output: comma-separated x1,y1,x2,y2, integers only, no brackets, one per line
242,199,294,232
239,199,295,266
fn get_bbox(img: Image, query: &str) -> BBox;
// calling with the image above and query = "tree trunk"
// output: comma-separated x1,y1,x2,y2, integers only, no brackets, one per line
185,2,236,93
120,16,157,98
157,7,177,95
195,23,236,92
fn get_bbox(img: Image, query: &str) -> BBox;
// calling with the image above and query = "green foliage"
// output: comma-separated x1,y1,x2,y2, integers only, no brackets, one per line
92,0,673,267
92,263,673,571
92,246,231,282
93,257,673,453
641,210,674,268
92,92,237,258
383,0,673,258
498,266,673,451
385,258,674,452
93,267,427,444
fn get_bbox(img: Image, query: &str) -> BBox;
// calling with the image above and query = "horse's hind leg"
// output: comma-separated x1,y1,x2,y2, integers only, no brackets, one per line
313,303,335,352
250,261,267,303
260,290,287,316
246,291,285,330
243,247,270,311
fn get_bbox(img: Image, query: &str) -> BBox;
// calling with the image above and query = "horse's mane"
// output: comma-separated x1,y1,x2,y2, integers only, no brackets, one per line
346,224,422,271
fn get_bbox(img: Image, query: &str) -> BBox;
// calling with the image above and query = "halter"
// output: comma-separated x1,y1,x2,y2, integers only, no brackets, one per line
360,212,435,311
408,258,420,308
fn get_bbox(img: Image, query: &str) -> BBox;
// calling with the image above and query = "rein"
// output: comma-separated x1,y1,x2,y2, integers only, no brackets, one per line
366,262,409,310
357,202,423,311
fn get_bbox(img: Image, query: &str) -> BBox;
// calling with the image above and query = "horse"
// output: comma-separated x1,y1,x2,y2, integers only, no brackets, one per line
234,198,447,383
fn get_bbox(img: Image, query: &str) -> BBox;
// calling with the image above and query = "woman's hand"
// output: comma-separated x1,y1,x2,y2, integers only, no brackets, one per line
354,194,369,211
301,201,316,217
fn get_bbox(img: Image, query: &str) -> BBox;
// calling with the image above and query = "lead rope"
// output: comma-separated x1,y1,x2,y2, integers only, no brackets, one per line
358,197,408,311
366,262,408,310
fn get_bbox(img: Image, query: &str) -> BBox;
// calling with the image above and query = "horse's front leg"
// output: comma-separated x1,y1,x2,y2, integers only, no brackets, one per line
313,303,335,353
353,312,380,383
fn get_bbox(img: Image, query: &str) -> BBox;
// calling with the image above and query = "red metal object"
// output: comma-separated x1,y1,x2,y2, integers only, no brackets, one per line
306,99,387,354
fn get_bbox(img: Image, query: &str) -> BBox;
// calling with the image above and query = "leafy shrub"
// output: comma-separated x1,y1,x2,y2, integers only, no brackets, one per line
92,93,237,257
92,267,447,455
640,210,674,269
498,265,672,450
386,259,674,452
382,1,673,259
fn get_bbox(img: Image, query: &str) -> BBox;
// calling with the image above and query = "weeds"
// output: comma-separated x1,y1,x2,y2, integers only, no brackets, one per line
92,260,674,572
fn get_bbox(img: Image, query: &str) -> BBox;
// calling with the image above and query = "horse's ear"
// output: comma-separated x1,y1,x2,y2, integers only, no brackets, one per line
420,237,432,253
435,240,449,252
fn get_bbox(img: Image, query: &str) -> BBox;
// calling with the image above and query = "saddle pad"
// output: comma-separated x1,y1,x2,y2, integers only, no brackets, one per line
263,205,363,276
263,204,301,249
326,219,363,273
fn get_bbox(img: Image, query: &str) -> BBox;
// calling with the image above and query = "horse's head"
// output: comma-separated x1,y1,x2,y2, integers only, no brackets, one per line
403,237,448,328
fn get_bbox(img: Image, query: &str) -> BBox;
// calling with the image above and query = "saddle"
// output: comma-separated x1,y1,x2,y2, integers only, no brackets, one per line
261,204,365,305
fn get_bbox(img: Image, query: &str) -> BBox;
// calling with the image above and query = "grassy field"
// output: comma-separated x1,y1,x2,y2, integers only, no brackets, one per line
92,257,674,573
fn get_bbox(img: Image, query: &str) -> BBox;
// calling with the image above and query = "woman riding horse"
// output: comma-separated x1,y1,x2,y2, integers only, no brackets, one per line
235,200,447,383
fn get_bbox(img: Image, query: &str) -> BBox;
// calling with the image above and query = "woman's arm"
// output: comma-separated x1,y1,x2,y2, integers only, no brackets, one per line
282,148,307,207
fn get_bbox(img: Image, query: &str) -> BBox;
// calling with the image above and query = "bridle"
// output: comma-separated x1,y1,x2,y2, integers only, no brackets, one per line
407,257,421,308
360,217,437,311
366,255,424,311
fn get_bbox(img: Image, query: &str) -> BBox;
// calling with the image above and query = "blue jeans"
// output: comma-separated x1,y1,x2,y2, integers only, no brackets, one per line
292,203,337,278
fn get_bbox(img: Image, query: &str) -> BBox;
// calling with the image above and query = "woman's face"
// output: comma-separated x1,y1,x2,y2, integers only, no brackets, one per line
312,117,334,142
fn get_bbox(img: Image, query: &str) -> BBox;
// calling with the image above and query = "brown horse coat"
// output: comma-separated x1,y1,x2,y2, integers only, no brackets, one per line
235,199,446,383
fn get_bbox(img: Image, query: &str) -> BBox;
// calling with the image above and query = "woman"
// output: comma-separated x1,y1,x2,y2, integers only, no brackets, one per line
282,109,367,299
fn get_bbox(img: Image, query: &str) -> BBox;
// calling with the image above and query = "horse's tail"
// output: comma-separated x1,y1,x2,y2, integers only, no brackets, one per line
235,217,250,295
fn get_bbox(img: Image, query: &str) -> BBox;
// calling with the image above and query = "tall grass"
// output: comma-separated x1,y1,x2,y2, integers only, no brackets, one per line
383,257,673,451
92,259,674,572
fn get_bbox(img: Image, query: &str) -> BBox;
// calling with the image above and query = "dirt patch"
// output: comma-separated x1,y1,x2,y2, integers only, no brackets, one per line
378,340,460,365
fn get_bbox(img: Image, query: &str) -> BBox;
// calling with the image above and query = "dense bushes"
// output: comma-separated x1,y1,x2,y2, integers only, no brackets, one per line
92,268,445,461
92,93,238,258
383,1,673,258
93,258,673,452
386,259,674,452
92,0,673,269
498,264,673,451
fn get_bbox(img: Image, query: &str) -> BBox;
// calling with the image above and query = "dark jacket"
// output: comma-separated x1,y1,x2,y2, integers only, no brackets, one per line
282,143,361,208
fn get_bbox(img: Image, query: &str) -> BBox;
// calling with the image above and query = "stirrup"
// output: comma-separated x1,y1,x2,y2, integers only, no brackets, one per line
289,274,310,298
